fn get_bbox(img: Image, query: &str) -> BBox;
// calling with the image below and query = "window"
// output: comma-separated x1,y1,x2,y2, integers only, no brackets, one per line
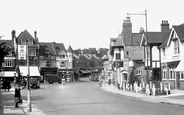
3,60,14,67
174,39,179,55
163,48,166,56
169,70,175,80
181,72,184,80
163,71,166,79
136,69,141,75
116,53,121,60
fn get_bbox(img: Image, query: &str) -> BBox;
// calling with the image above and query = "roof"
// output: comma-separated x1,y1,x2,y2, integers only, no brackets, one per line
17,30,36,44
67,45,73,53
53,42,66,55
173,25,184,42
160,25,184,48
39,42,56,55
125,46,144,60
0,40,14,48
143,32,170,44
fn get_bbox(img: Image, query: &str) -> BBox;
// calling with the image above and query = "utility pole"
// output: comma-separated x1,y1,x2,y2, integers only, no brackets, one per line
26,39,32,112
127,10,149,87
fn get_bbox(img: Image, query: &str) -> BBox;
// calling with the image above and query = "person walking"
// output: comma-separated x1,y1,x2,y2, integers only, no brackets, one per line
14,84,22,108
3,79,8,91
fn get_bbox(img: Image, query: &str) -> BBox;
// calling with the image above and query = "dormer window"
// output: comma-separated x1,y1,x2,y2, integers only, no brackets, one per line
174,39,179,55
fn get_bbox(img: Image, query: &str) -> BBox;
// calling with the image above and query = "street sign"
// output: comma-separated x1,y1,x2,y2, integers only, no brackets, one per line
113,61,123,67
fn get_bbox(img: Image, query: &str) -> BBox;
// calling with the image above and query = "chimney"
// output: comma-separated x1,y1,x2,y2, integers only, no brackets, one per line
161,20,169,32
11,30,16,40
34,30,37,39
122,16,132,45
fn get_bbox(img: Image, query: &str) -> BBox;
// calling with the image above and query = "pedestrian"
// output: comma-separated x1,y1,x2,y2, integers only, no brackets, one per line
14,84,22,108
6,80,11,91
3,79,8,91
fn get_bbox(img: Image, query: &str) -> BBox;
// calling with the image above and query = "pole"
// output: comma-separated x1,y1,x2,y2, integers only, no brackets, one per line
145,10,149,85
127,10,149,87
26,40,32,112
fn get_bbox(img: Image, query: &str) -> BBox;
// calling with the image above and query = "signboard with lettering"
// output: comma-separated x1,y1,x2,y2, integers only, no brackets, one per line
113,61,123,67
18,45,26,60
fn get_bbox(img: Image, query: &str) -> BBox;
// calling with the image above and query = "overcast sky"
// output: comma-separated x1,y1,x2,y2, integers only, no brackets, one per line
0,0,183,50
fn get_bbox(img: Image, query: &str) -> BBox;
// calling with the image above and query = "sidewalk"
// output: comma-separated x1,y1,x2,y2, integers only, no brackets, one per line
1,87,46,115
101,84,184,106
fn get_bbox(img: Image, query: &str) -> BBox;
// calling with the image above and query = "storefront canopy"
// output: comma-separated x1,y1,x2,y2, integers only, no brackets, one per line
79,70,90,74
19,66,41,76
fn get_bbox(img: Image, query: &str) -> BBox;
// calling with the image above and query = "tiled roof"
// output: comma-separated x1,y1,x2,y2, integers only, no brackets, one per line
53,42,66,55
73,53,79,59
160,25,184,48
67,45,73,53
0,40,14,48
39,42,56,56
17,30,36,44
173,25,184,42
125,46,144,60
143,32,170,44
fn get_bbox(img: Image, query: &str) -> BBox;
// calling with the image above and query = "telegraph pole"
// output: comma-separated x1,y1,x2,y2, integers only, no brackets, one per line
26,39,32,112
127,10,149,87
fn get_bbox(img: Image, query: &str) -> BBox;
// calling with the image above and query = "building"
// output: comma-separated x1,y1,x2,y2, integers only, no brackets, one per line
15,30,41,82
109,17,145,90
160,24,184,90
140,20,170,84
39,42,57,82
0,38,16,82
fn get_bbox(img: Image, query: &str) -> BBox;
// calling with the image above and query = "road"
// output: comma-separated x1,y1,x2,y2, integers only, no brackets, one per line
21,77,183,115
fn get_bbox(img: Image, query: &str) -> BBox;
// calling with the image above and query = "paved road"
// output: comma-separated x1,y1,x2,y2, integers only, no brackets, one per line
21,78,183,115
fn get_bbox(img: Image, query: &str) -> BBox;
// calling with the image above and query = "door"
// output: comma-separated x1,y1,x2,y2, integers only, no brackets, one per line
175,72,180,89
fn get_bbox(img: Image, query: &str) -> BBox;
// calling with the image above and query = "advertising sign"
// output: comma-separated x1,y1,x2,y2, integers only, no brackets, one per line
18,45,27,60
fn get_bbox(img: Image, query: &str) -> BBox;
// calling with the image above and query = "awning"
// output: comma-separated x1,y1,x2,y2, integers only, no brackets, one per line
175,60,184,71
80,70,90,74
122,71,128,74
0,71,17,77
19,66,41,76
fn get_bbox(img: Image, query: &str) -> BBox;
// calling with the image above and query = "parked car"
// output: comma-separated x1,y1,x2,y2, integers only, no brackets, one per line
46,74,61,84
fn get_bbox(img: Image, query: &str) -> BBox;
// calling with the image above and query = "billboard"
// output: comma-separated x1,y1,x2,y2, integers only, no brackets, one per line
18,45,27,60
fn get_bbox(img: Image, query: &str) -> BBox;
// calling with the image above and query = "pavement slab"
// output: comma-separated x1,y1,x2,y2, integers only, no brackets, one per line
1,87,45,115
101,84,184,106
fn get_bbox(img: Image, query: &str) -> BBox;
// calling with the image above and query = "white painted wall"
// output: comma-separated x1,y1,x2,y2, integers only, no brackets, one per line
113,48,124,61
152,46,160,60
161,31,182,63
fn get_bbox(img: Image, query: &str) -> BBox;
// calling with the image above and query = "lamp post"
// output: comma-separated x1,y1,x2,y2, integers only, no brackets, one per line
26,39,32,112
127,10,149,87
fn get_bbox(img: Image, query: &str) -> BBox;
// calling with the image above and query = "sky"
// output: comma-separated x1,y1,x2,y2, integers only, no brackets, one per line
0,0,184,50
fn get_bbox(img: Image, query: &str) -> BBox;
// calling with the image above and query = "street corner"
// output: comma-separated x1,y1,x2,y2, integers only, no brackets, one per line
20,100,46,115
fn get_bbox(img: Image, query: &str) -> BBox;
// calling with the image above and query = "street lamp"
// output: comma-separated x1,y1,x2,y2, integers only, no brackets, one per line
26,39,32,112
127,10,149,87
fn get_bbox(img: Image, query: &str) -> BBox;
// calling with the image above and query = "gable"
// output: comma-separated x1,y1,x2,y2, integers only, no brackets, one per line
39,42,56,56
